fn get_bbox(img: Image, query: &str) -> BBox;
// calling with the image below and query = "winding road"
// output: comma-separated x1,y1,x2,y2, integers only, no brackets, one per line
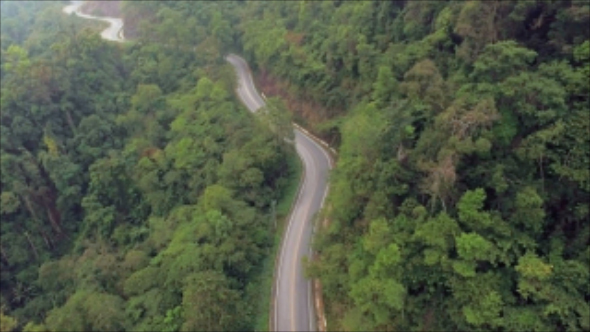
62,3,332,331
227,55,332,332
63,1,124,42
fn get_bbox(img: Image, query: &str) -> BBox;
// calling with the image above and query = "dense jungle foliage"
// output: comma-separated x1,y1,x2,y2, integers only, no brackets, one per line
1,1,295,331
1,0,589,331
232,1,589,331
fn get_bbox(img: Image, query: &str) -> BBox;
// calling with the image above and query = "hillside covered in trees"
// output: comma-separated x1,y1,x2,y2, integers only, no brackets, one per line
1,1,296,331
1,1,589,331
233,1,589,331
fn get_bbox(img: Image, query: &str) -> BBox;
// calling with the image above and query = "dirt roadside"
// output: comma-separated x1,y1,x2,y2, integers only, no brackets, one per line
254,69,342,149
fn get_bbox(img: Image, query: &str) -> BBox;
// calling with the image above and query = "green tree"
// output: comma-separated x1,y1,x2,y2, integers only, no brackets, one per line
181,271,245,332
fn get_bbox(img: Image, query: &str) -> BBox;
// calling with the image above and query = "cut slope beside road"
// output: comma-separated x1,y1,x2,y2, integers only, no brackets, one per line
226,54,332,332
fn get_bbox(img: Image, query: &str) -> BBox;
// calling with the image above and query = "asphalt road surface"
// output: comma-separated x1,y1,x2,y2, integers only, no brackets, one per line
226,54,332,332
63,1,124,42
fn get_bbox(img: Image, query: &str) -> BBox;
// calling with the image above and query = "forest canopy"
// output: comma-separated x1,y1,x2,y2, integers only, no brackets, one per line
1,0,589,331
1,1,295,331
234,1,588,331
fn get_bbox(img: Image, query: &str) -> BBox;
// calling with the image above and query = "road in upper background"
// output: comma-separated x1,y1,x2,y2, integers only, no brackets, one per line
63,1,124,42
226,54,332,332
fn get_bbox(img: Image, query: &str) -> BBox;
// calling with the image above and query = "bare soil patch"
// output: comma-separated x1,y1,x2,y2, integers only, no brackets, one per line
253,70,342,146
